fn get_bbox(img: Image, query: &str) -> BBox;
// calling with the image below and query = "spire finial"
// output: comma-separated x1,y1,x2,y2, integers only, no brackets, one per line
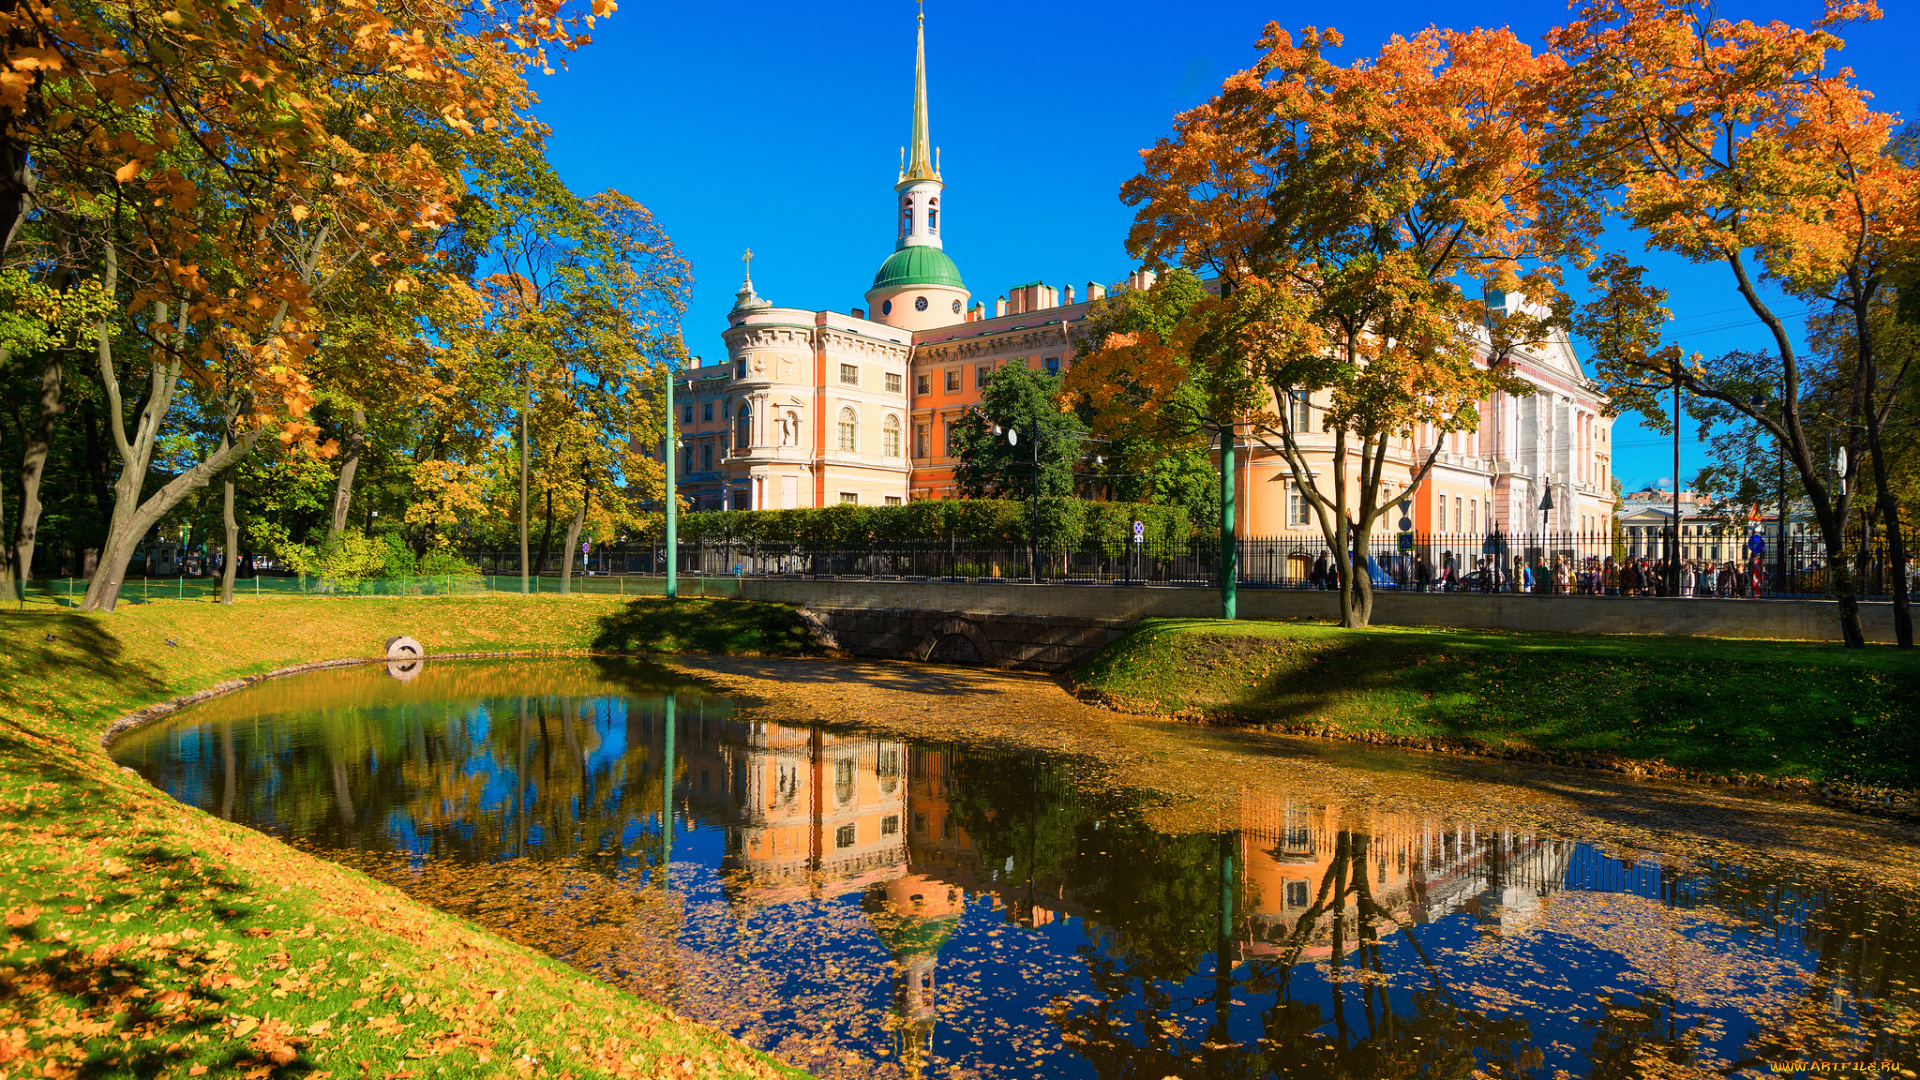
902,2,937,183
731,247,769,312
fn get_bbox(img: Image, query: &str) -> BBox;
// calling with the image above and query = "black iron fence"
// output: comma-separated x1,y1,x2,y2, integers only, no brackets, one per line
463,529,1912,600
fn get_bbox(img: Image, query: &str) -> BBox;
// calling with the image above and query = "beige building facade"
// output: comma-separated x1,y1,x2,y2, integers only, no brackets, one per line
669,11,1616,540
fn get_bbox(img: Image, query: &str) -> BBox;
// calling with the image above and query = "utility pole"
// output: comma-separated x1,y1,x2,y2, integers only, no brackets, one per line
1671,379,1681,597
1776,441,1788,596
665,371,678,599
1221,423,1237,620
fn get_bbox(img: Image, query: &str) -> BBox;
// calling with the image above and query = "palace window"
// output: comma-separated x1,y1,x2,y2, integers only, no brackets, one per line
976,364,992,389
945,420,960,456
927,197,938,234
837,408,857,452
886,372,903,393
915,423,930,459
736,403,751,448
944,369,960,392
840,363,859,386
883,414,902,457
1288,484,1311,527
835,758,855,805
701,442,712,471
1289,391,1312,432
835,824,856,849
1044,356,1060,375
916,373,930,395
682,404,693,424
885,495,902,506
840,492,858,505
901,197,913,236
702,401,713,422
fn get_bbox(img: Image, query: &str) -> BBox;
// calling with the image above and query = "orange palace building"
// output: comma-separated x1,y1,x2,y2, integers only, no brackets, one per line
667,10,1615,540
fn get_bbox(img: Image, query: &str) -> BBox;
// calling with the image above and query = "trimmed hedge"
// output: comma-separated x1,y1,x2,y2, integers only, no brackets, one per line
674,498,1191,550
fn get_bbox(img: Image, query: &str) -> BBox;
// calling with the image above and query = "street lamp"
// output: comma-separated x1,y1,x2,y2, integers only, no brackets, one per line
1002,421,1108,586
1752,393,1789,597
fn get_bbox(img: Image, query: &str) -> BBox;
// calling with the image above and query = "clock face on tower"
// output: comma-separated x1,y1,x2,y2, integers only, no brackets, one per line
914,296,928,312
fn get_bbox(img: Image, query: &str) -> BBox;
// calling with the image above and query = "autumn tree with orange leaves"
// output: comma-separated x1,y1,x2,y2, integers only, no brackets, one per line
1118,23,1567,627
0,0,614,610
1548,0,1918,649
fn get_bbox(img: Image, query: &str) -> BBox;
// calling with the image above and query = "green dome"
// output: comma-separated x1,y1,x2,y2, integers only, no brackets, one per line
868,911,961,961
871,245,966,291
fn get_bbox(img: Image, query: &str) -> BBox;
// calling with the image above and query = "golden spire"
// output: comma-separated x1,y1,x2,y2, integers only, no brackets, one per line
901,1,938,183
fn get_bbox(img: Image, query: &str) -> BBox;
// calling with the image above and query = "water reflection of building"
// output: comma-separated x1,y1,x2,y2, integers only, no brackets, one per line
663,718,1581,1072
1234,797,1576,960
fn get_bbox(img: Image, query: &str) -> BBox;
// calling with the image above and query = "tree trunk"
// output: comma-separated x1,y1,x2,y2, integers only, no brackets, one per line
0,428,10,603
560,489,588,595
537,486,555,580
518,392,530,595
80,278,260,611
327,404,366,540
15,354,64,588
220,440,238,604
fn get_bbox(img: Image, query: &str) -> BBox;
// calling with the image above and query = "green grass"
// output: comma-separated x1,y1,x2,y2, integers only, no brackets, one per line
1071,618,1920,788
0,596,813,1080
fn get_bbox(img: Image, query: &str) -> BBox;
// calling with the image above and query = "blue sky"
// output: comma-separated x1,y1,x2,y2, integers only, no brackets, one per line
530,0,1919,491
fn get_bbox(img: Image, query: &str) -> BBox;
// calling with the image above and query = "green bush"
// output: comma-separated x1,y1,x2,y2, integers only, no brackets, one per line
267,529,479,588
676,498,1191,549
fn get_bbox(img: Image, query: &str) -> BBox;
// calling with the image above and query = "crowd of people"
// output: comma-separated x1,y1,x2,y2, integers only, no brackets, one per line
1307,549,1786,597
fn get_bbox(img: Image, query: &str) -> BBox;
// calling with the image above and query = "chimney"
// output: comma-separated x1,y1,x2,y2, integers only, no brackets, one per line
1062,284,1076,306
995,295,1008,318
1087,281,1106,302
851,307,865,321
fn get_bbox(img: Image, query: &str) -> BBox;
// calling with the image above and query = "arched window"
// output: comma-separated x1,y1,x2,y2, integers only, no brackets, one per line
901,196,913,237
927,197,938,234
736,402,752,449
838,407,857,452
883,414,901,457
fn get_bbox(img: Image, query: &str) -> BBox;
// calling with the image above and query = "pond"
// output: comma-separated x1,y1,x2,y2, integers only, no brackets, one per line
110,658,1918,1080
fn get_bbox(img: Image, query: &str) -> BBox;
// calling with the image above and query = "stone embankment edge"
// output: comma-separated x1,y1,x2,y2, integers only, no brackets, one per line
97,649,597,748
1069,686,1920,811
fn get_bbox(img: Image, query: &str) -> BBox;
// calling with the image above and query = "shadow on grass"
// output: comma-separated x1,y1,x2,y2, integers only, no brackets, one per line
589,597,818,658
1110,622,1920,789
0,612,168,780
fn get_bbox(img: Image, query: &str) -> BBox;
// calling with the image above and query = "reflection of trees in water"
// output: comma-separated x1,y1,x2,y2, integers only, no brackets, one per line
123,681,728,883
120,683,1920,1080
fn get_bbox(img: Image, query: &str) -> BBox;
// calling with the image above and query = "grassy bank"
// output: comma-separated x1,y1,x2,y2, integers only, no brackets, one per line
1071,618,1920,790
0,596,814,1079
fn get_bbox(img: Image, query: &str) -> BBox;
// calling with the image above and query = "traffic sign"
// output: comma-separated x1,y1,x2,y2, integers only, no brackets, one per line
1398,516,1413,532
1397,532,1414,552
1132,520,1145,543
